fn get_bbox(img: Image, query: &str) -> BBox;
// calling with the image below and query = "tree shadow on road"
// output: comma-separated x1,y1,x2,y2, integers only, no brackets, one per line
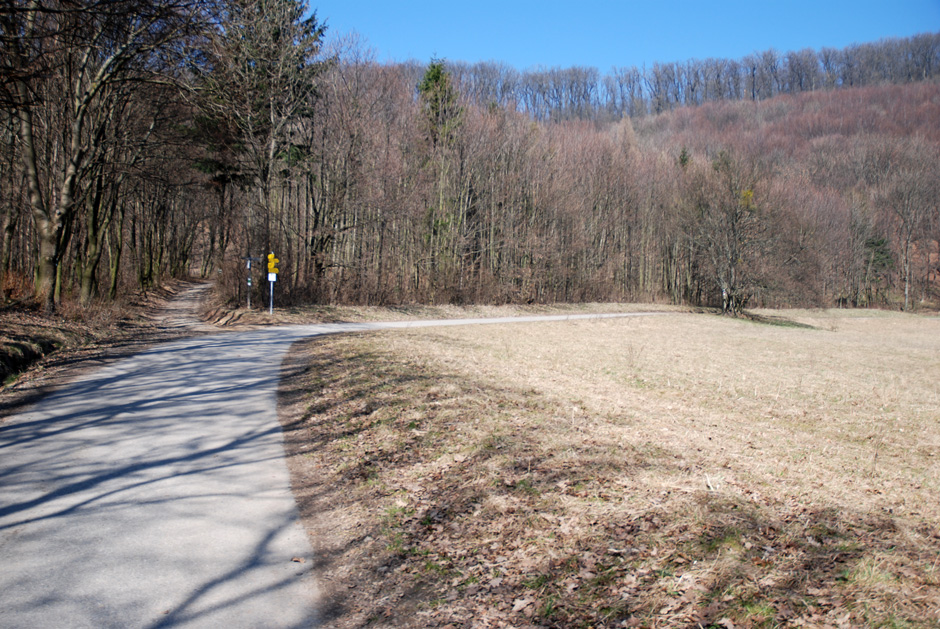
0,330,318,628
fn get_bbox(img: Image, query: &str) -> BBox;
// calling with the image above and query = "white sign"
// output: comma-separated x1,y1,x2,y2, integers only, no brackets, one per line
268,273,277,282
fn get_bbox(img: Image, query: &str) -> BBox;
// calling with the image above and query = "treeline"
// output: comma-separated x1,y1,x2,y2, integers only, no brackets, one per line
446,32,940,120
264,65,940,312
0,0,937,314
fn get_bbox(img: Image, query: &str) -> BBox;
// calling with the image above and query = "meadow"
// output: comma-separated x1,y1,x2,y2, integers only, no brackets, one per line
279,309,940,627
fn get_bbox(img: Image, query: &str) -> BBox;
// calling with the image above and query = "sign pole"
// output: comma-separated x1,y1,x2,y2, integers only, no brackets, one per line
266,252,279,315
243,255,262,310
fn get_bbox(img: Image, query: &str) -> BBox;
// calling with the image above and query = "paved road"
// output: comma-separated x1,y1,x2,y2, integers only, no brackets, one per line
0,312,665,628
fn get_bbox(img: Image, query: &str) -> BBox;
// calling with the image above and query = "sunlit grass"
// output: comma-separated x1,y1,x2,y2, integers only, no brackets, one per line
284,309,940,627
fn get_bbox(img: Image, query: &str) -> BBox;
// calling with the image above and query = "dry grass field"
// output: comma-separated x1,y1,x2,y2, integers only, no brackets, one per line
208,300,671,326
279,310,940,628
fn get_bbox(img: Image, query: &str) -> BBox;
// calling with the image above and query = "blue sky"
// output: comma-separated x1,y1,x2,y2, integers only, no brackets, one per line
310,0,940,70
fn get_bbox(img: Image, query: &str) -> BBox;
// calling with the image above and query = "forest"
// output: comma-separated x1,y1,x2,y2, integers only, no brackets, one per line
1,0,939,314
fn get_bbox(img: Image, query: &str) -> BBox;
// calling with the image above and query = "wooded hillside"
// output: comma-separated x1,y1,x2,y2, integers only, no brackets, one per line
1,0,938,313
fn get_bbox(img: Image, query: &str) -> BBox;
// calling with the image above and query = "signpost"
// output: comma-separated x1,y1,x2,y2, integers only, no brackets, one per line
267,252,279,314
242,255,262,309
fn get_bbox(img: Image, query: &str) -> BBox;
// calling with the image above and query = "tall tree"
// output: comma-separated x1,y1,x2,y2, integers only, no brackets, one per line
879,139,938,310
193,0,326,262
683,150,766,314
417,59,465,300
418,59,461,148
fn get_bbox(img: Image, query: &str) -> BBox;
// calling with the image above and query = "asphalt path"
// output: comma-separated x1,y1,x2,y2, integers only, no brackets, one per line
0,312,666,628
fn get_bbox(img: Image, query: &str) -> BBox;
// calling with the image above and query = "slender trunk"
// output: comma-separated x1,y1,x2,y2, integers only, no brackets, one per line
902,236,912,311
108,202,125,300
80,174,110,303
0,209,16,293
200,221,217,278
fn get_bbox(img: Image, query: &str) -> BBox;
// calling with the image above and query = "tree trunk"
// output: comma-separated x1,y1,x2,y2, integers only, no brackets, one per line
80,176,112,303
0,209,16,294
107,204,125,301
16,83,59,313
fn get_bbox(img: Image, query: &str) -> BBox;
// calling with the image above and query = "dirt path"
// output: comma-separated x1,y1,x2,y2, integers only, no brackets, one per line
144,283,219,333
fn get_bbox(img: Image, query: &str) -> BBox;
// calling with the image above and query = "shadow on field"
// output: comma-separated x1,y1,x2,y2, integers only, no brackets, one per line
742,312,817,329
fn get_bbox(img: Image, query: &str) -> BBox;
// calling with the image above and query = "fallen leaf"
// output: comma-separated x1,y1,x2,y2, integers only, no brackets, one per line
512,597,534,612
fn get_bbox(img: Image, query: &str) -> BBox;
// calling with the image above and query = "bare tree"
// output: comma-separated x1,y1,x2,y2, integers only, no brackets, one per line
3,0,206,312
682,150,766,314
879,139,939,310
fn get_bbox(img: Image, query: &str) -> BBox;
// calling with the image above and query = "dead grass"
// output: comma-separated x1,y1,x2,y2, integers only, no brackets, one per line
208,301,677,327
280,309,940,628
